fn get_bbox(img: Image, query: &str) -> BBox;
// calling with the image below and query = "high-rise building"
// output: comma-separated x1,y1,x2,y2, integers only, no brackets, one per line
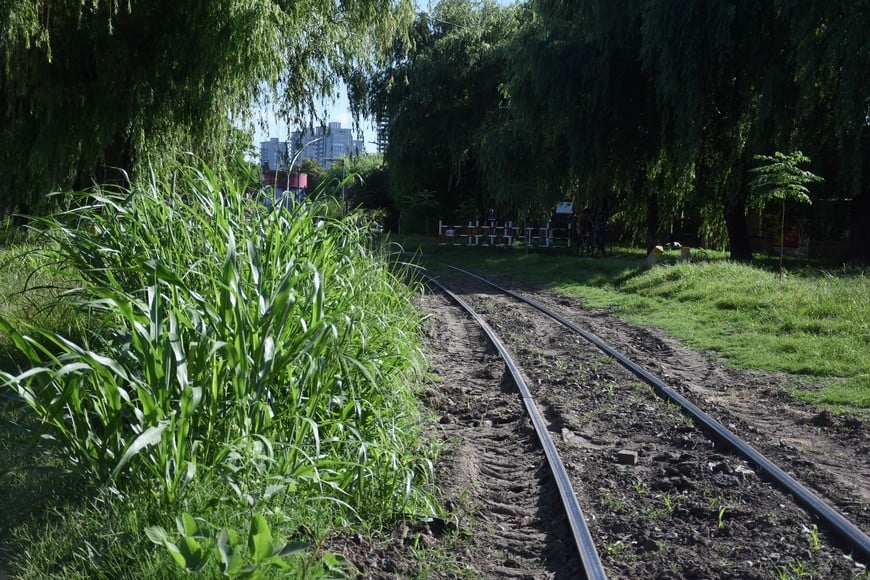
375,110,389,154
259,137,289,171
289,122,364,168
260,122,364,174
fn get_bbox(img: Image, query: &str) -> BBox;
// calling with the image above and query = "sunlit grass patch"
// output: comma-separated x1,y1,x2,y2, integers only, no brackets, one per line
606,262,867,407
793,375,870,413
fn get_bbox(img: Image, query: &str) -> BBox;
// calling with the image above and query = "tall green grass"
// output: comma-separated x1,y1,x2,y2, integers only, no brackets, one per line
1,162,436,575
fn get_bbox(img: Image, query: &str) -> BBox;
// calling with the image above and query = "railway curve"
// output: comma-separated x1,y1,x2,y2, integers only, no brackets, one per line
415,269,868,578
331,268,868,578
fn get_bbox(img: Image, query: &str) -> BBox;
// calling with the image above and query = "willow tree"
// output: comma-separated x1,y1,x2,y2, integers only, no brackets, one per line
639,0,866,262
639,0,803,260
780,0,869,265
481,2,577,222
507,1,683,250
512,0,810,257
367,0,522,231
0,0,413,216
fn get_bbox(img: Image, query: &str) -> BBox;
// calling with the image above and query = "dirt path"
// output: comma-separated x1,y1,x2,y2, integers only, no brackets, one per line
331,274,868,578
522,283,870,529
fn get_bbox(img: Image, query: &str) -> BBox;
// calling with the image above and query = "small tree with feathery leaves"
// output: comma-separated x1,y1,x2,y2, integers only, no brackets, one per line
748,151,823,274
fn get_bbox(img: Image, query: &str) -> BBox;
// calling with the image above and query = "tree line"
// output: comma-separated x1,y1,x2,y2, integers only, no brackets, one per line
2,0,867,264
366,0,868,264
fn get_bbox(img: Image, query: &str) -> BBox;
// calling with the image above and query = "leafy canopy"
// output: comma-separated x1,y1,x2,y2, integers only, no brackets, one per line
0,0,413,214
369,0,523,225
749,151,823,208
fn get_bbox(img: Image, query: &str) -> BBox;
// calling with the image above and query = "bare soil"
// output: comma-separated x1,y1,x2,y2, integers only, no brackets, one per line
331,273,869,579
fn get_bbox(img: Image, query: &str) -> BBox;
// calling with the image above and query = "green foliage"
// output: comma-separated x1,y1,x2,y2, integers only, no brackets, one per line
749,151,822,272
0,448,360,578
368,0,868,261
319,154,394,228
780,2,869,200
802,524,821,551
1,161,435,517
298,158,326,194
749,151,822,208
0,0,414,215
370,0,523,228
145,512,337,578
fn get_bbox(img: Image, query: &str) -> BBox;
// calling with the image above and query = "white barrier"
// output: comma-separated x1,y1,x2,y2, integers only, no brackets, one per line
438,220,573,248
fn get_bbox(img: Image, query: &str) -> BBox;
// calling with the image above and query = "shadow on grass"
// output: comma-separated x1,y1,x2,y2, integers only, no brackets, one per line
418,243,651,293
0,337,94,576
0,397,92,573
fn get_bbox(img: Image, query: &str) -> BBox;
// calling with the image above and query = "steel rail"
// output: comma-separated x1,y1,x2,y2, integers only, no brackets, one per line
447,265,870,561
424,274,608,580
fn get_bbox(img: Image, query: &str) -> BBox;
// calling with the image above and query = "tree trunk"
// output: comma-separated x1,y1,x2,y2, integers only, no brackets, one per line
90,131,133,189
723,152,753,261
645,188,659,253
725,192,752,261
848,189,869,266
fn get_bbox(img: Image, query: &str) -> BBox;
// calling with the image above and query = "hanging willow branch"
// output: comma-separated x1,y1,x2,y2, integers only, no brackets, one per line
0,0,414,215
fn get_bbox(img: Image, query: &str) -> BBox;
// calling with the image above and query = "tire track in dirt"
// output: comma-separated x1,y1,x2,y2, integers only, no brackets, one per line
419,289,581,578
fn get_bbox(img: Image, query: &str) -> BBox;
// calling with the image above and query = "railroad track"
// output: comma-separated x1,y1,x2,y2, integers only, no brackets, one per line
420,267,869,579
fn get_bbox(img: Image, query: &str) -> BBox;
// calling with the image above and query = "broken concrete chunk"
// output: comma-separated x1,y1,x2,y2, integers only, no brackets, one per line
617,449,639,465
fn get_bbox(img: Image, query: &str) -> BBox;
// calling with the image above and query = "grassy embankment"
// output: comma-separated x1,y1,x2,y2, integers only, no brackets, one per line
0,165,440,578
410,236,868,417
